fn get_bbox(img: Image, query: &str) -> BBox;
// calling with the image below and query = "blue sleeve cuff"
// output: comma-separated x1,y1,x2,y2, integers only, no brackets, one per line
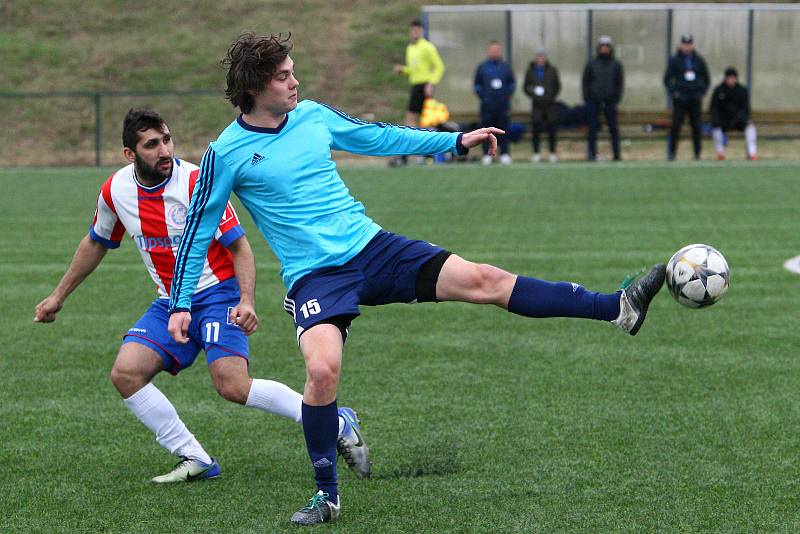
88,225,121,249
455,133,469,156
218,225,245,248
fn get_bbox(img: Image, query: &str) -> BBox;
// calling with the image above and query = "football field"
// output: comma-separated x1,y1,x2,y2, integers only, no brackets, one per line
2,161,798,532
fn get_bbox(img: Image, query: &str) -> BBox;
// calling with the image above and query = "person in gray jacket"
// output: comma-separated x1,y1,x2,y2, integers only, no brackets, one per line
582,35,624,161
524,47,561,162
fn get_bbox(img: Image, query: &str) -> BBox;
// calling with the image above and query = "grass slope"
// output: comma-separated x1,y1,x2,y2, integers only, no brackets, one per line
2,161,799,532
2,0,795,166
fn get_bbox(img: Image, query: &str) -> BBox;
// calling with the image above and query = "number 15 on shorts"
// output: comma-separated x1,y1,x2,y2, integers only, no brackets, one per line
299,299,321,319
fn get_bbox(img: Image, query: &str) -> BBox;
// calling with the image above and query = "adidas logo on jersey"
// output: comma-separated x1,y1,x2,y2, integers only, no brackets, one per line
251,153,265,166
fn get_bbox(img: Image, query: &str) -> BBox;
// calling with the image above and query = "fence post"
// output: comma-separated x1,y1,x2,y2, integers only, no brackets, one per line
665,8,673,109
586,9,593,61
746,8,754,97
94,92,102,167
505,9,512,68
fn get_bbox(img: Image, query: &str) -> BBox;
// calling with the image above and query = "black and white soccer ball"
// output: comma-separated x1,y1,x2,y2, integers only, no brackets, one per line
666,244,730,308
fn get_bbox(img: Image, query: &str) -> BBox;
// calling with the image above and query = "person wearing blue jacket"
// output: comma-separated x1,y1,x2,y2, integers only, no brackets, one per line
167,32,666,526
474,40,516,164
663,34,710,160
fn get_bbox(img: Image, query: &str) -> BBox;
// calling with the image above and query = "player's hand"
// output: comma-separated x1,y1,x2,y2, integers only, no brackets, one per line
168,311,192,344
33,296,63,323
460,127,506,156
424,83,434,97
229,302,259,336
393,64,404,75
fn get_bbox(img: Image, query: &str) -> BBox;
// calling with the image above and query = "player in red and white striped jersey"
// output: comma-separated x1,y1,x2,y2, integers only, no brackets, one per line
34,109,364,483
90,156,242,298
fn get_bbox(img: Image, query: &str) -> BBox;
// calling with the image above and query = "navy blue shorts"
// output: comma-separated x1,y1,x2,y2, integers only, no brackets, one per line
284,231,449,340
123,279,249,375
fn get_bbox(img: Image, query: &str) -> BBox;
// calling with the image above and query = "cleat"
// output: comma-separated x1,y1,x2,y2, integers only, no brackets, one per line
548,153,558,163
337,407,372,479
499,153,512,165
150,456,220,483
481,154,493,166
530,153,541,163
612,264,666,336
291,490,340,525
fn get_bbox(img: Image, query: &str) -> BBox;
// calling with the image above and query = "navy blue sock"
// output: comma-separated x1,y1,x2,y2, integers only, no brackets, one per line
301,400,339,503
507,276,621,321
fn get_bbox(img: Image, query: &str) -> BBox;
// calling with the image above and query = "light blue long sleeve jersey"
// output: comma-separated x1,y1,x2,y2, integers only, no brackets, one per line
169,99,464,312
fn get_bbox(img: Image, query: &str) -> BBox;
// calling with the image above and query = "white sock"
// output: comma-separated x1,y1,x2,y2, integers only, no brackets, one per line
712,127,725,154
123,383,212,464
745,123,757,157
245,379,346,437
245,379,303,423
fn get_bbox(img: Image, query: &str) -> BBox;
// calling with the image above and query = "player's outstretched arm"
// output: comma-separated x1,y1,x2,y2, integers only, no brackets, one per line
227,235,259,336
34,235,108,323
320,103,501,158
460,127,505,157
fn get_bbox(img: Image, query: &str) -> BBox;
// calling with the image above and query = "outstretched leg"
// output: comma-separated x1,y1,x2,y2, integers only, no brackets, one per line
434,254,664,335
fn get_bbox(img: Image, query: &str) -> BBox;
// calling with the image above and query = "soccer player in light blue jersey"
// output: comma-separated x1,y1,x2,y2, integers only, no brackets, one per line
167,33,666,525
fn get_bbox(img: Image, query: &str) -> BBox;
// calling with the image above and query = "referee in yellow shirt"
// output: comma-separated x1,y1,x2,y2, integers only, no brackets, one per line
393,19,445,129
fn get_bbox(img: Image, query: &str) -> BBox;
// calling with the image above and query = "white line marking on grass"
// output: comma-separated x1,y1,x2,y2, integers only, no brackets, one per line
783,256,800,274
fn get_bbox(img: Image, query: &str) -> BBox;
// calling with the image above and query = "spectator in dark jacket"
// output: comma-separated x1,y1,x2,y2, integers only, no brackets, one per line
582,35,624,161
474,40,516,165
524,48,561,163
663,34,710,160
710,66,757,160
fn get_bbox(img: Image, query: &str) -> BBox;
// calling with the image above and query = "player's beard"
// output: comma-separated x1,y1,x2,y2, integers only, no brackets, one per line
135,154,172,184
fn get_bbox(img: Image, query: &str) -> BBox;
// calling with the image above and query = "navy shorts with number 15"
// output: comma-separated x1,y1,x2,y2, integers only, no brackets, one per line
283,231,451,341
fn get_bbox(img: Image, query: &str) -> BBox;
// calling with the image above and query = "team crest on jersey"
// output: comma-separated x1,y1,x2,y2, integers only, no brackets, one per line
168,204,188,226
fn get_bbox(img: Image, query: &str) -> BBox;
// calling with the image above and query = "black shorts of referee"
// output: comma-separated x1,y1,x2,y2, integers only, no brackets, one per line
408,83,426,113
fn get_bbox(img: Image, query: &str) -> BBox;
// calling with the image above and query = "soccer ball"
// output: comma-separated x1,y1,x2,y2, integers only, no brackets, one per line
666,244,730,308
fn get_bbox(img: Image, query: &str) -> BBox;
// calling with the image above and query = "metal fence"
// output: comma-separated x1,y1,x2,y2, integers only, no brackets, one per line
421,3,800,115
0,90,233,167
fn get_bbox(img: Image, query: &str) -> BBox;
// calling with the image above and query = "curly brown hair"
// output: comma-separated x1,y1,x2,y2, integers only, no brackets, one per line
222,32,293,114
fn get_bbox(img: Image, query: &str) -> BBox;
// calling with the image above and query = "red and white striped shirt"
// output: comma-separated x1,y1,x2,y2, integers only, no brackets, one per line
90,159,244,298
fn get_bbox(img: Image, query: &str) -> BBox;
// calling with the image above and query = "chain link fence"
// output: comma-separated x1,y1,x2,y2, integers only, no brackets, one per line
0,90,235,167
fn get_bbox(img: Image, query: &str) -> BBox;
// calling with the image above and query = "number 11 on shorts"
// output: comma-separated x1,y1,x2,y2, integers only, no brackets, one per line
299,299,321,319
205,321,220,343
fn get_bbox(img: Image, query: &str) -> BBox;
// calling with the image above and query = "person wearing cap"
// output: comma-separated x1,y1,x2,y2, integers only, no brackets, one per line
663,34,710,160
524,47,561,163
474,40,516,165
709,67,757,160
582,35,625,161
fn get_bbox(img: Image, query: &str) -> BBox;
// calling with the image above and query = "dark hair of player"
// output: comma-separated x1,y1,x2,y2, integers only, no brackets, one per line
222,32,293,114
410,19,422,28
122,108,167,151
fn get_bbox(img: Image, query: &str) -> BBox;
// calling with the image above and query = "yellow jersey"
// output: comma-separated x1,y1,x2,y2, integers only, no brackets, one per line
401,37,445,85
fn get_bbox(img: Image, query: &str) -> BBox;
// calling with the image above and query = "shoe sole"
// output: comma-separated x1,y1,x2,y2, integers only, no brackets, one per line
338,409,372,479
628,264,666,336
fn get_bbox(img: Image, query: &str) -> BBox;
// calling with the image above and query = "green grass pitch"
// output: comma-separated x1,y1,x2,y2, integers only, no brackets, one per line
2,161,799,532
